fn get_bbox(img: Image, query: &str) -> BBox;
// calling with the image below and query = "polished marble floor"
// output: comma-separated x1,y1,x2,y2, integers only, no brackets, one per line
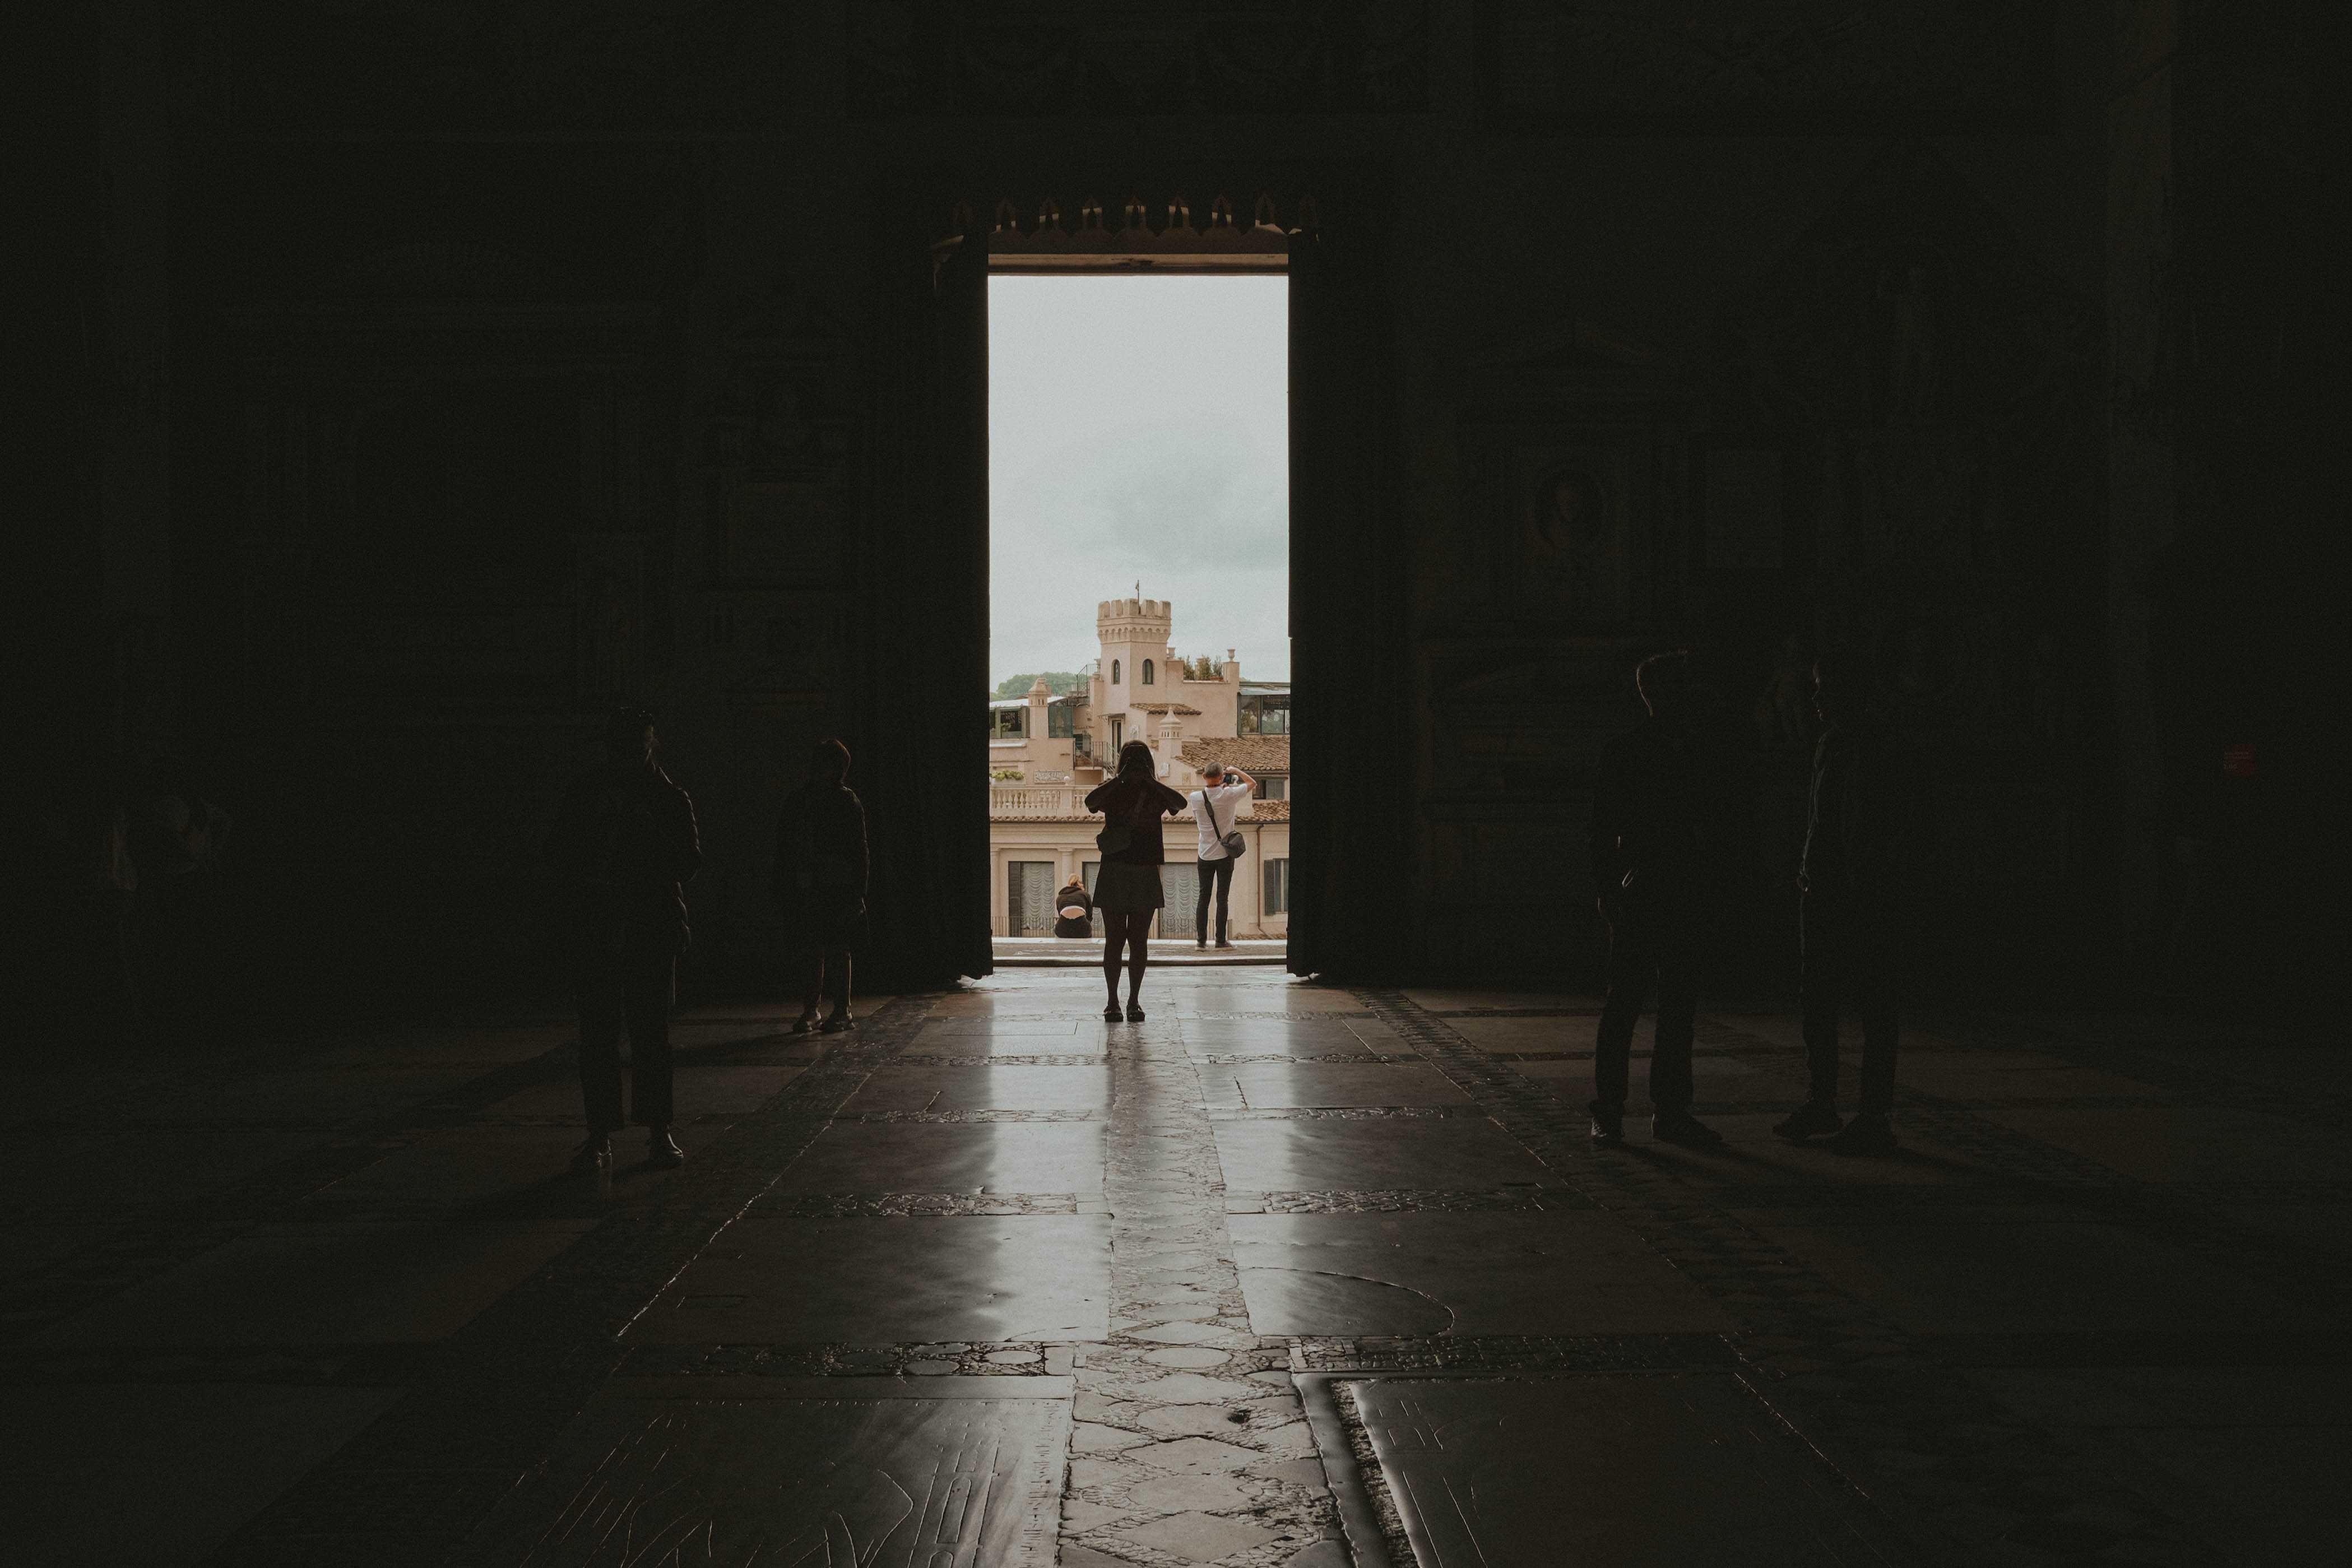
1,969,2345,1565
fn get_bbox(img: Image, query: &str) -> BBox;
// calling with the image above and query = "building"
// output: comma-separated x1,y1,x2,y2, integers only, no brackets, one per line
989,596,1289,939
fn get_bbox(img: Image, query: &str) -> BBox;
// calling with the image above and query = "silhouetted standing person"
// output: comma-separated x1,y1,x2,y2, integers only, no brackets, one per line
1776,651,1924,1156
548,707,701,1173
1085,740,1188,1021
1589,651,1732,1148
774,739,869,1033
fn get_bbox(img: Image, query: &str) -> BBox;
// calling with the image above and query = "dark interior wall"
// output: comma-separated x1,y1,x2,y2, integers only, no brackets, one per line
2125,2,2347,1000
34,2,2332,1012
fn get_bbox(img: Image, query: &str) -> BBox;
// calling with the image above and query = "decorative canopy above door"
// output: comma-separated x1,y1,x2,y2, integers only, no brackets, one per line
939,193,1310,273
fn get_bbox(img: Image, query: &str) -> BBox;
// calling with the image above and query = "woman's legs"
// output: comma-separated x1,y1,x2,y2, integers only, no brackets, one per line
1100,911,1152,1007
1123,912,1151,1006
1102,913,1129,1005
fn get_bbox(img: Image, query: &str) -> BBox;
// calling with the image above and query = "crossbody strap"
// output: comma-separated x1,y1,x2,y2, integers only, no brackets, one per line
1199,786,1224,841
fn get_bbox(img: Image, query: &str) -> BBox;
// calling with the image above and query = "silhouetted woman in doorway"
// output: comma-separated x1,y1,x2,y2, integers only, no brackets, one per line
773,739,869,1033
1084,740,1187,1022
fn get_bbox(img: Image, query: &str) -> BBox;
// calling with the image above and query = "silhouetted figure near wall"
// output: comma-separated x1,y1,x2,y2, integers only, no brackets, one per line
773,738,869,1034
1589,651,1734,1148
546,707,701,1174
3,748,138,1050
122,755,233,1045
1086,740,1188,1022
1776,652,1926,1157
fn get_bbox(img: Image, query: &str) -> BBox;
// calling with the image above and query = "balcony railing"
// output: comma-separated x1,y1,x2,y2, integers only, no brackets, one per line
990,783,1270,822
990,785,1077,817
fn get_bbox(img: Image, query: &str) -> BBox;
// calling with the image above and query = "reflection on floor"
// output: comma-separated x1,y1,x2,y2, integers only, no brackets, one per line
2,969,2346,1565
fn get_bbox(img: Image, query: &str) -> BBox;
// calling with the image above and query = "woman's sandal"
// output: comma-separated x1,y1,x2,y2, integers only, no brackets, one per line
1125,1004,1146,1023
790,1012,819,1034
1102,1003,1123,1022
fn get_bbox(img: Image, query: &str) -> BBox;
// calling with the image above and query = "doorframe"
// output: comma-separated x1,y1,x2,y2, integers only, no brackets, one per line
859,166,1402,987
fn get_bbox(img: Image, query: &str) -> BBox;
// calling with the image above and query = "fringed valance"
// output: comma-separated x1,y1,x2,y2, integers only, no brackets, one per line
937,193,1313,272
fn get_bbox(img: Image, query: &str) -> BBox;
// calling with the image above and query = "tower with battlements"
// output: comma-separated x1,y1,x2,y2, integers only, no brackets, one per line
1095,595,1173,720
1087,593,1239,772
987,592,1285,938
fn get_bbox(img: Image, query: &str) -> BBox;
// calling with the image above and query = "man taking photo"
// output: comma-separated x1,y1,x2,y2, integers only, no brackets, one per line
1188,763,1254,949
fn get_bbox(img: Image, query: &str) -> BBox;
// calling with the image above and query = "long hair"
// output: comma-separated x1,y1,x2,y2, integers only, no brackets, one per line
809,737,851,785
1115,740,1156,778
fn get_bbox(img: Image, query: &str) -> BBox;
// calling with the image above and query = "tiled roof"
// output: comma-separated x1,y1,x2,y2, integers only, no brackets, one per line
1130,702,1201,715
1180,736,1291,771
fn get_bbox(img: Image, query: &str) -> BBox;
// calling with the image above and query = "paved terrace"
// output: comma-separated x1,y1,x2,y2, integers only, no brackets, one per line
3,969,2345,1566
994,938,1287,966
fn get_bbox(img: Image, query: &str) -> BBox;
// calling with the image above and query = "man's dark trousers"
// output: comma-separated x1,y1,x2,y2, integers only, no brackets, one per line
1195,855,1236,944
1593,905,1698,1114
577,943,676,1133
1801,894,1899,1115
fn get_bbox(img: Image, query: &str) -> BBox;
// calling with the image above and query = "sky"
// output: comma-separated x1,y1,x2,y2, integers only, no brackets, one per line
989,275,1288,690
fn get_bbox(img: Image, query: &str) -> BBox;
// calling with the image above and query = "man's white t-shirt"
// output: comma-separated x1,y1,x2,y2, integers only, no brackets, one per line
1189,780,1252,861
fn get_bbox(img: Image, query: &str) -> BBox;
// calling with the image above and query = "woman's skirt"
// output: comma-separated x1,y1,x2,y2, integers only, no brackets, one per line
1091,862,1164,914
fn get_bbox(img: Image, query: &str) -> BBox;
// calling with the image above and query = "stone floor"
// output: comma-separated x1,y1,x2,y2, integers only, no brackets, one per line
2,969,2346,1566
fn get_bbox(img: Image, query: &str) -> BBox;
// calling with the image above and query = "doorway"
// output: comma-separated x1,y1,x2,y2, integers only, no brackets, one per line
986,272,1289,961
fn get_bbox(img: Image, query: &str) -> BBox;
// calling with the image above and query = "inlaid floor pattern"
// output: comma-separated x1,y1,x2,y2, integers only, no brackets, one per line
3,968,2346,1566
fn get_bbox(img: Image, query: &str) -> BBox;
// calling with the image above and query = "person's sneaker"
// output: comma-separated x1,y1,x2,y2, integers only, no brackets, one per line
1125,1003,1146,1022
1652,1111,1725,1148
1774,1101,1845,1141
1215,940,1235,949
1827,1112,1899,1158
569,1134,612,1176
647,1129,685,1168
1589,1101,1625,1147
790,1011,819,1034
821,1012,855,1034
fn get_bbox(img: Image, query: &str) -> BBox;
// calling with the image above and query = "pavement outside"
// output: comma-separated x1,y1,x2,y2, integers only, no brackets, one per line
995,937,1287,966
2,968,2345,1566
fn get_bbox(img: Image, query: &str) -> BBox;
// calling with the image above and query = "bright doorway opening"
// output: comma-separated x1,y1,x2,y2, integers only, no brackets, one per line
986,275,1289,962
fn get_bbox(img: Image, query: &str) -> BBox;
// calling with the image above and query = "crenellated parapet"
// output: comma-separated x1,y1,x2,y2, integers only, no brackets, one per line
1096,597,1173,641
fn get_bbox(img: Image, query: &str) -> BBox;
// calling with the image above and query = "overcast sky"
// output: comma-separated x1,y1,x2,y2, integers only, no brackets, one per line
989,275,1288,689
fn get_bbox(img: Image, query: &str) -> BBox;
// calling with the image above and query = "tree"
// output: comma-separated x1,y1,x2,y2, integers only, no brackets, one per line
993,671,1085,699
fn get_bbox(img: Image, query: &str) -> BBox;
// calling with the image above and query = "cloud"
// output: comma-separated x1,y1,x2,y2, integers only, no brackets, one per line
990,276,1289,685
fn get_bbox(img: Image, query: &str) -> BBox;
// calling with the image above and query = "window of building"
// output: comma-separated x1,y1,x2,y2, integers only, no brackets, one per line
1141,659,1154,685
1263,856,1289,915
1257,773,1288,801
1047,699,1074,739
1109,717,1124,751
1239,694,1291,735
991,707,1027,739
1111,659,1121,684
